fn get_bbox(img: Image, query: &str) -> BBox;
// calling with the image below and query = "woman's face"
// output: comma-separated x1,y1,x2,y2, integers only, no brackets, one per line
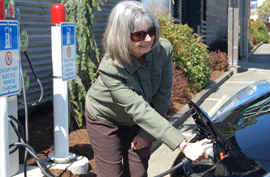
130,23,155,59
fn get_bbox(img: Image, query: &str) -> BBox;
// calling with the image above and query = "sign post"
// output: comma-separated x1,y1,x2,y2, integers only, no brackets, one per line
0,20,20,177
49,4,76,163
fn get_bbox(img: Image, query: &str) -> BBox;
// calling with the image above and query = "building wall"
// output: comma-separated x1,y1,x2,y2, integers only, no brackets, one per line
16,0,62,112
92,0,119,50
205,0,228,44
173,0,228,44
173,0,182,23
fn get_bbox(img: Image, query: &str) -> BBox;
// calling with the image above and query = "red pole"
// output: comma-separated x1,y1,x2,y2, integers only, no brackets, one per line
51,4,66,25
0,0,5,20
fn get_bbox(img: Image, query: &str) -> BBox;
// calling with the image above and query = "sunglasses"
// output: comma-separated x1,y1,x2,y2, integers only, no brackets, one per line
130,26,156,42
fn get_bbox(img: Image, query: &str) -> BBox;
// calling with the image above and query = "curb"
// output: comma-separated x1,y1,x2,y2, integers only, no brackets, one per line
151,69,234,153
170,69,233,129
247,42,264,60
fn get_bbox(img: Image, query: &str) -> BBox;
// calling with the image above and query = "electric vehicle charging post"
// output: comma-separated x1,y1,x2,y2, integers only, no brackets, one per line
49,4,77,164
0,20,21,177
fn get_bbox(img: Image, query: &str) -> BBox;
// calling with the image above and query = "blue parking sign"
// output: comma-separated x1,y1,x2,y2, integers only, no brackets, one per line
61,22,76,81
0,21,21,97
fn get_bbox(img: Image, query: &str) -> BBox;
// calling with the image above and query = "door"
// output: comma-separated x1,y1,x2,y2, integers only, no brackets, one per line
182,0,201,33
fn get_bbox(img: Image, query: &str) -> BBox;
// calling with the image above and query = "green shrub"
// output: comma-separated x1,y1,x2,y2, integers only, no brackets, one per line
249,19,269,44
63,0,103,127
156,12,212,91
257,19,269,43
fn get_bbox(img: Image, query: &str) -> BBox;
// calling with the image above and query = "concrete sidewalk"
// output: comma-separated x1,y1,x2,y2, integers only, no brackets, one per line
148,43,270,177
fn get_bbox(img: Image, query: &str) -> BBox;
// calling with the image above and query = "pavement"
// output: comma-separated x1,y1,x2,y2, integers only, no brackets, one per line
148,43,270,177
11,43,270,177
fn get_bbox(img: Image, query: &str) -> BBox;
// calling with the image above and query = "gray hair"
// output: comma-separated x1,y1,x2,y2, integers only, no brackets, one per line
103,1,161,68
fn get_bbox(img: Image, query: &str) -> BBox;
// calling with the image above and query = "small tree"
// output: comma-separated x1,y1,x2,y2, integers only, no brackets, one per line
249,19,269,44
62,0,104,127
257,0,270,20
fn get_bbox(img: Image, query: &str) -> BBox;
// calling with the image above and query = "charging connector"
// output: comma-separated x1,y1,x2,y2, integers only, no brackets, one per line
154,142,228,177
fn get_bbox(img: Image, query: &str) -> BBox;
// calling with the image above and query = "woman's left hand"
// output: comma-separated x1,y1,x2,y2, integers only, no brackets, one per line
131,135,150,150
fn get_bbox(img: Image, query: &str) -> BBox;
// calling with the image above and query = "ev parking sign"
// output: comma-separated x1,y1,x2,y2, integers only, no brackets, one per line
61,22,76,81
0,21,21,97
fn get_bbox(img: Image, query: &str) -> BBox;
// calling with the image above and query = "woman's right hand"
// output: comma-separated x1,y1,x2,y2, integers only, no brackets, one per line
178,138,212,163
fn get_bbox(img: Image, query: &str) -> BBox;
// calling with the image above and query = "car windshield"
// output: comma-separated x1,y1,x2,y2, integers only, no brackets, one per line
212,80,270,123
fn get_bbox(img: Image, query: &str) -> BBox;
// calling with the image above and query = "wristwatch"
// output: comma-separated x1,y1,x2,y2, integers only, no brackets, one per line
180,139,188,151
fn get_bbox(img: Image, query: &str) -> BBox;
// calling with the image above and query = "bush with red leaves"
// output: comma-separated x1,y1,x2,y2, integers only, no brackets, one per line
209,50,228,72
171,64,188,98
168,64,188,115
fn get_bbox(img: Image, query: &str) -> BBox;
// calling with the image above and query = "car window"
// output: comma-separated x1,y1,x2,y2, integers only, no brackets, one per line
212,80,270,123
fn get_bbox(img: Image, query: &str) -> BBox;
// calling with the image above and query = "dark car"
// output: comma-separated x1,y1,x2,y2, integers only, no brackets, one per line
170,80,270,177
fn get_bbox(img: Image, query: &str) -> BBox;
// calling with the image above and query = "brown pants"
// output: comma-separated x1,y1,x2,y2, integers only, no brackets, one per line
85,107,151,177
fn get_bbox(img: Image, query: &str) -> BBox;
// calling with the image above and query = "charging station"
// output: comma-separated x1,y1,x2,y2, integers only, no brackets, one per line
1,2,88,176
45,4,89,174
49,4,77,162
0,20,21,177
0,1,21,176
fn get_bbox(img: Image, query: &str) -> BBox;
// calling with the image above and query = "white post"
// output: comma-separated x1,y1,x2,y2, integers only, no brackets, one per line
239,0,244,58
48,25,75,164
8,95,19,176
0,96,10,177
0,20,20,176
244,0,249,60
233,0,239,66
228,0,233,66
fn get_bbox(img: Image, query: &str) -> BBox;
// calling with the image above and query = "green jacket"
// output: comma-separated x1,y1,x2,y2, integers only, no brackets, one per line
85,38,185,150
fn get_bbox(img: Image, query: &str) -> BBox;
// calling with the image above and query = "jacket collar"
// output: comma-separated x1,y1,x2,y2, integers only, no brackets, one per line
124,40,160,74
125,54,153,74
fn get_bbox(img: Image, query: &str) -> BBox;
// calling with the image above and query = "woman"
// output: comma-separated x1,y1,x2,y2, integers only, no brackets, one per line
85,1,211,177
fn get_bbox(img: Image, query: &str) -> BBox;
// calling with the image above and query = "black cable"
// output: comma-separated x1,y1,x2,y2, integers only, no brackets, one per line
18,51,44,107
10,142,55,177
8,114,24,154
17,50,44,176
8,115,55,177
18,77,43,107
24,51,38,79
154,157,191,177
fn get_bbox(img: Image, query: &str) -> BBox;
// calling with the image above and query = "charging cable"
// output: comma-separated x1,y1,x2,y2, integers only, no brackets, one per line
18,51,44,107
16,50,45,176
8,114,55,177
154,157,191,177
